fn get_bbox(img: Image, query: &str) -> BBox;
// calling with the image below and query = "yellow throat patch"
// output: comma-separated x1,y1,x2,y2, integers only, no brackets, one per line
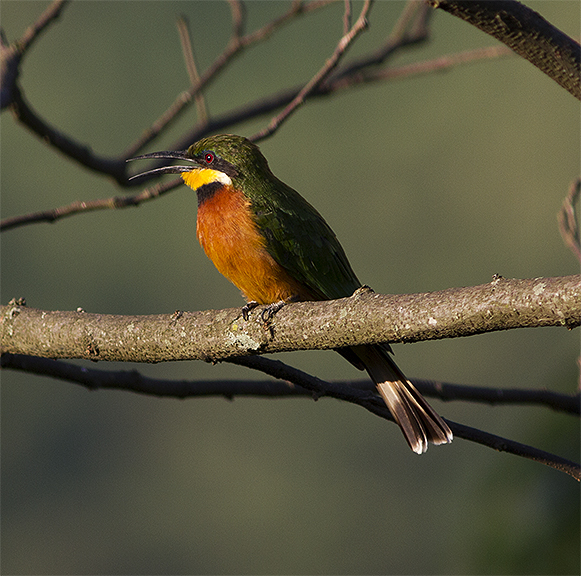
182,168,232,191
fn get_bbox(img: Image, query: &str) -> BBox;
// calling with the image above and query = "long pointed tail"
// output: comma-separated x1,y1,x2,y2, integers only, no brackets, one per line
353,345,453,454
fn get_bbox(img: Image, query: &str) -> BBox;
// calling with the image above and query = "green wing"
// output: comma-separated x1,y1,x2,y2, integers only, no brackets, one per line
249,176,362,301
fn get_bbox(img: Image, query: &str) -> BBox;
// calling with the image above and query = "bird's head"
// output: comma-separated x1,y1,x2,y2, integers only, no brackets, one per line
127,134,273,194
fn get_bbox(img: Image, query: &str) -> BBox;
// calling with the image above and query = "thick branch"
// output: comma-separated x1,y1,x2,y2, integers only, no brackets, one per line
1,276,579,362
428,0,581,100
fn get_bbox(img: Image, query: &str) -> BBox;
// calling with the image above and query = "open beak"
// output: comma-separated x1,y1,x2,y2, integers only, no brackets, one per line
126,151,199,180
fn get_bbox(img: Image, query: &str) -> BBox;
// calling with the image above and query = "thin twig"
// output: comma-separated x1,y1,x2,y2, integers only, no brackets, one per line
331,44,513,88
17,0,70,53
342,0,352,35
177,15,208,124
252,0,373,142
558,177,581,263
1,0,69,110
231,356,581,481
227,0,246,39
329,0,432,84
122,0,336,158
0,179,182,232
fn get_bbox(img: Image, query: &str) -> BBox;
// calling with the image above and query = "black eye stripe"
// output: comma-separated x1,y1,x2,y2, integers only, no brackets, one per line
195,151,239,179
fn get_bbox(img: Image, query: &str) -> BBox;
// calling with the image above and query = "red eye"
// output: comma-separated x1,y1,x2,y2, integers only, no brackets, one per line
204,152,214,164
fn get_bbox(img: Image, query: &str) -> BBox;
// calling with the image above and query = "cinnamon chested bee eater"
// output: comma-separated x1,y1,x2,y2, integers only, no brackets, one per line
128,134,452,454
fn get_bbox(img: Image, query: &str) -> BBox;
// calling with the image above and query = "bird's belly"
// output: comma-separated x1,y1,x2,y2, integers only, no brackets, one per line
197,186,311,304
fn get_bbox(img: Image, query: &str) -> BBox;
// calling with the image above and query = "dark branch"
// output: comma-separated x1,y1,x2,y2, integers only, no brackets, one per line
4,353,577,413
1,0,69,109
2,352,578,480
428,0,581,100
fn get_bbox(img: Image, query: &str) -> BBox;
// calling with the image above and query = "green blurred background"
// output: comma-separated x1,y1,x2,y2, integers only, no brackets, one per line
1,1,579,574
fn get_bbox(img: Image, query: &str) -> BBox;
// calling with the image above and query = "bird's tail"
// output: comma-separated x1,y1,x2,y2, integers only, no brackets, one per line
353,345,453,454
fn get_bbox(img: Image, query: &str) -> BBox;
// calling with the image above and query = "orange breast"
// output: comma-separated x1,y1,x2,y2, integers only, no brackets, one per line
196,185,312,304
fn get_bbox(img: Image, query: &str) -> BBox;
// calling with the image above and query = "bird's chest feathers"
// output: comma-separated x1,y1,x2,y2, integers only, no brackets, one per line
196,185,308,303
196,185,264,262
194,186,271,300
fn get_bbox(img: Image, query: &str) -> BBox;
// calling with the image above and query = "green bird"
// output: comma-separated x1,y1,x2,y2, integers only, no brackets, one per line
129,134,453,453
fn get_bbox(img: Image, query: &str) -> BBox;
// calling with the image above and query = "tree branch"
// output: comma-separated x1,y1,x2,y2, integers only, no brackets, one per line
559,178,581,264
428,0,581,100
0,0,69,109
0,178,182,232
252,0,373,141
123,0,337,158
3,353,577,414
2,276,579,362
3,352,578,480
1,0,518,212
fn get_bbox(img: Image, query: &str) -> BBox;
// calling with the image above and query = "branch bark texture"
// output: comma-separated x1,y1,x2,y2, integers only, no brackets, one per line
2,276,579,363
428,0,581,99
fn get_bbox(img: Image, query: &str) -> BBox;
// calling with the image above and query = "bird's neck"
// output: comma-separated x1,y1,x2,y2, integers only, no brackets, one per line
182,168,233,207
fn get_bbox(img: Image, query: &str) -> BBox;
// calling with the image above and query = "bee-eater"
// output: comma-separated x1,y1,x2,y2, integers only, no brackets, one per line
128,134,452,453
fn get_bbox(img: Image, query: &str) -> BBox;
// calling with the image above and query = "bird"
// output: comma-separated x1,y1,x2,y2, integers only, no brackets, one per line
128,134,453,453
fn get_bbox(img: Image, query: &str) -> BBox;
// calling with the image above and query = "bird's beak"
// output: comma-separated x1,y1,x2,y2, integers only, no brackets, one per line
126,151,199,180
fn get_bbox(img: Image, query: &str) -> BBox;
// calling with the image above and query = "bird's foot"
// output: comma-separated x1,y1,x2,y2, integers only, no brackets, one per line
241,299,289,323
352,284,374,297
260,300,287,323
242,301,259,321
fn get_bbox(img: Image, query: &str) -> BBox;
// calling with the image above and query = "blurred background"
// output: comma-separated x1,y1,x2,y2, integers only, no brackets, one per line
1,1,579,574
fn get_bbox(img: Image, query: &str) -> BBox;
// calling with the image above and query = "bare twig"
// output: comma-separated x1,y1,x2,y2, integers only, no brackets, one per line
1,0,69,109
342,0,352,35
0,178,182,232
444,419,580,481
252,0,373,141
329,44,512,89
231,356,581,481
559,178,581,263
123,0,336,158
227,0,246,39
329,0,432,84
177,15,208,124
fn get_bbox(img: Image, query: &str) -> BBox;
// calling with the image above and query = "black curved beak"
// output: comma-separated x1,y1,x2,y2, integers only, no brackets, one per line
126,151,199,180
